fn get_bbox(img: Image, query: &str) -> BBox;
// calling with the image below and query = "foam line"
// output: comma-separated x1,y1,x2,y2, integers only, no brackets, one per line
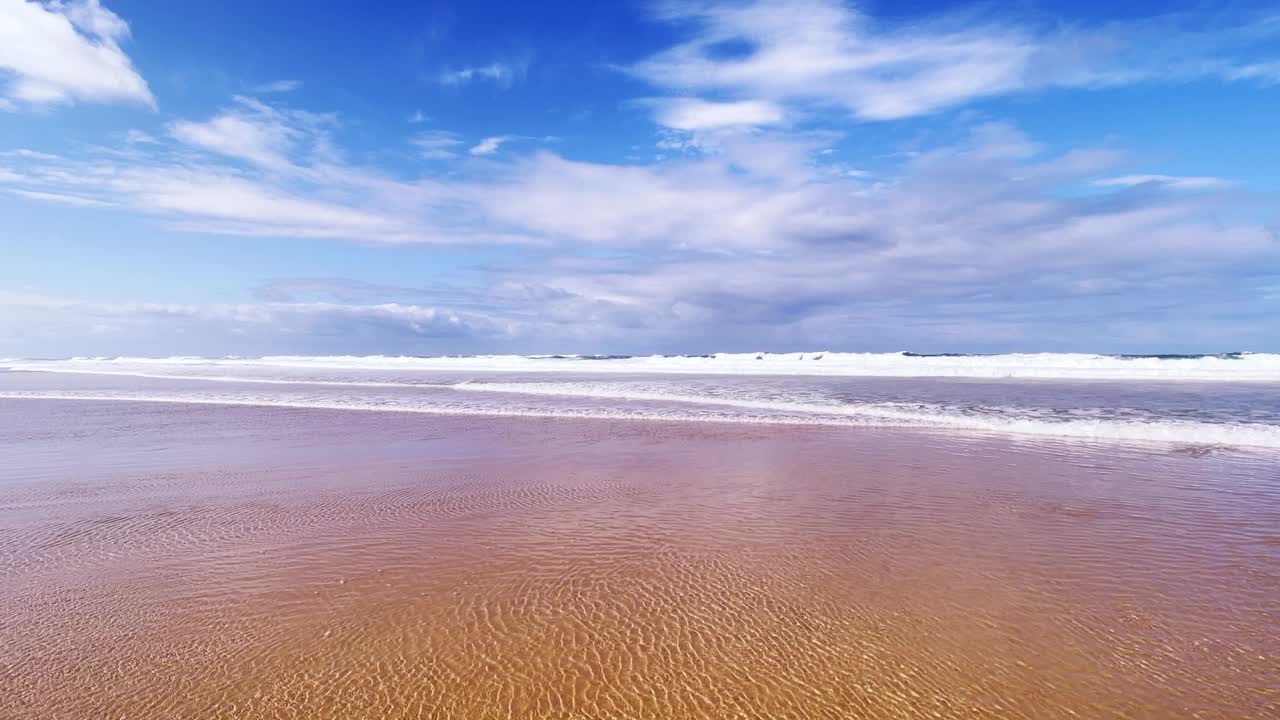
3,391,1277,450
7,351,1280,381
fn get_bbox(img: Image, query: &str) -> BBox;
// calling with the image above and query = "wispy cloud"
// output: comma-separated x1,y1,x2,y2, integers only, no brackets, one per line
412,129,464,159
251,277,502,312
470,135,513,155
166,96,339,170
170,101,296,168
1225,61,1280,83
0,0,154,109
9,188,115,207
1094,175,1234,190
1,98,534,245
0,290,506,357
437,59,528,88
649,98,785,130
1,148,60,161
630,0,1280,121
252,79,302,93
123,128,158,144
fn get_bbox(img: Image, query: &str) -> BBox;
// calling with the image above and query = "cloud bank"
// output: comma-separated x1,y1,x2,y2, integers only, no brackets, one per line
3,109,1276,354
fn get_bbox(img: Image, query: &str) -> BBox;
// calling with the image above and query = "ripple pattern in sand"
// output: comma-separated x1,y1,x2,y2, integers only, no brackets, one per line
2,404,1277,719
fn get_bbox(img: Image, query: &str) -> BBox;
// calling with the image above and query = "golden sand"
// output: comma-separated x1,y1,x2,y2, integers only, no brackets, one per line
1,402,1277,718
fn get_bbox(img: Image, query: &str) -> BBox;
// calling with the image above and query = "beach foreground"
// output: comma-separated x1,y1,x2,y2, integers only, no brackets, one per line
1,399,1277,719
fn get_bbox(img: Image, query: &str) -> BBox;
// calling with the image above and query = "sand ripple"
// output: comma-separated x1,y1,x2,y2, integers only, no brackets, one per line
1,402,1277,719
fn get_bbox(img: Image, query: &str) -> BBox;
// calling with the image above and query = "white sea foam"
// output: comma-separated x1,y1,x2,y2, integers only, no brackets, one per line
3,389,1278,450
446,381,1280,448
6,351,1280,381
5,353,1278,450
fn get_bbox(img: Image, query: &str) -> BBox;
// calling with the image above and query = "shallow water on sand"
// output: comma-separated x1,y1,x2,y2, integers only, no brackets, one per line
1,400,1277,719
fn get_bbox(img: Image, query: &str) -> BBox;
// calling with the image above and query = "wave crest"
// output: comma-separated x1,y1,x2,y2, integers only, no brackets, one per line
6,351,1280,382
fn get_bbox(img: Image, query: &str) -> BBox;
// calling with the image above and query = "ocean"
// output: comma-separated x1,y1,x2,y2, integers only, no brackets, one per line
4,352,1280,451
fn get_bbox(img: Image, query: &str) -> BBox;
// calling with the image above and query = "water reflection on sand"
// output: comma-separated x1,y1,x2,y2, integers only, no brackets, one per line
1,400,1277,719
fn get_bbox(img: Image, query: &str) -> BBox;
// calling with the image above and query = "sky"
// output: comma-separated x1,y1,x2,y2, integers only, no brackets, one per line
1,0,1278,357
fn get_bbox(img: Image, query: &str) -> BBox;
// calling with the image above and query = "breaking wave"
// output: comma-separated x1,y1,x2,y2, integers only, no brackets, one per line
5,352,1280,450
2,388,1279,450
6,351,1280,381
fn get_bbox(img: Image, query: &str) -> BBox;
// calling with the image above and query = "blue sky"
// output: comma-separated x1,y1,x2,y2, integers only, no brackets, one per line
1,0,1278,357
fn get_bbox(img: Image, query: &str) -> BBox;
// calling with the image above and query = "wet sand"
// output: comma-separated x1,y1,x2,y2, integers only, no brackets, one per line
1,399,1277,719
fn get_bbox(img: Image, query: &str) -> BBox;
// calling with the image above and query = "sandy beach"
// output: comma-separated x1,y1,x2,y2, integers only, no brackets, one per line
1,398,1276,719
6,0,1279,714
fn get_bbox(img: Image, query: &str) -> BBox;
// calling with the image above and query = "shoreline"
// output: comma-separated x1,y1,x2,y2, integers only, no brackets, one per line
3,392,1280,453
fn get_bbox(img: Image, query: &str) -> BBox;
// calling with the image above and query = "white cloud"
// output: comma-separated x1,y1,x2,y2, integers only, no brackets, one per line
3,93,1275,351
1225,62,1280,83
253,79,302,93
631,0,1034,120
408,109,427,124
443,122,1275,349
1,98,534,245
0,290,507,356
170,113,291,167
123,128,158,144
412,129,464,159
0,0,153,108
651,98,785,130
438,60,527,87
168,96,332,169
473,150,829,250
630,0,1280,121
1094,175,1233,190
10,187,114,206
1,147,59,160
470,135,513,155
117,168,401,234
